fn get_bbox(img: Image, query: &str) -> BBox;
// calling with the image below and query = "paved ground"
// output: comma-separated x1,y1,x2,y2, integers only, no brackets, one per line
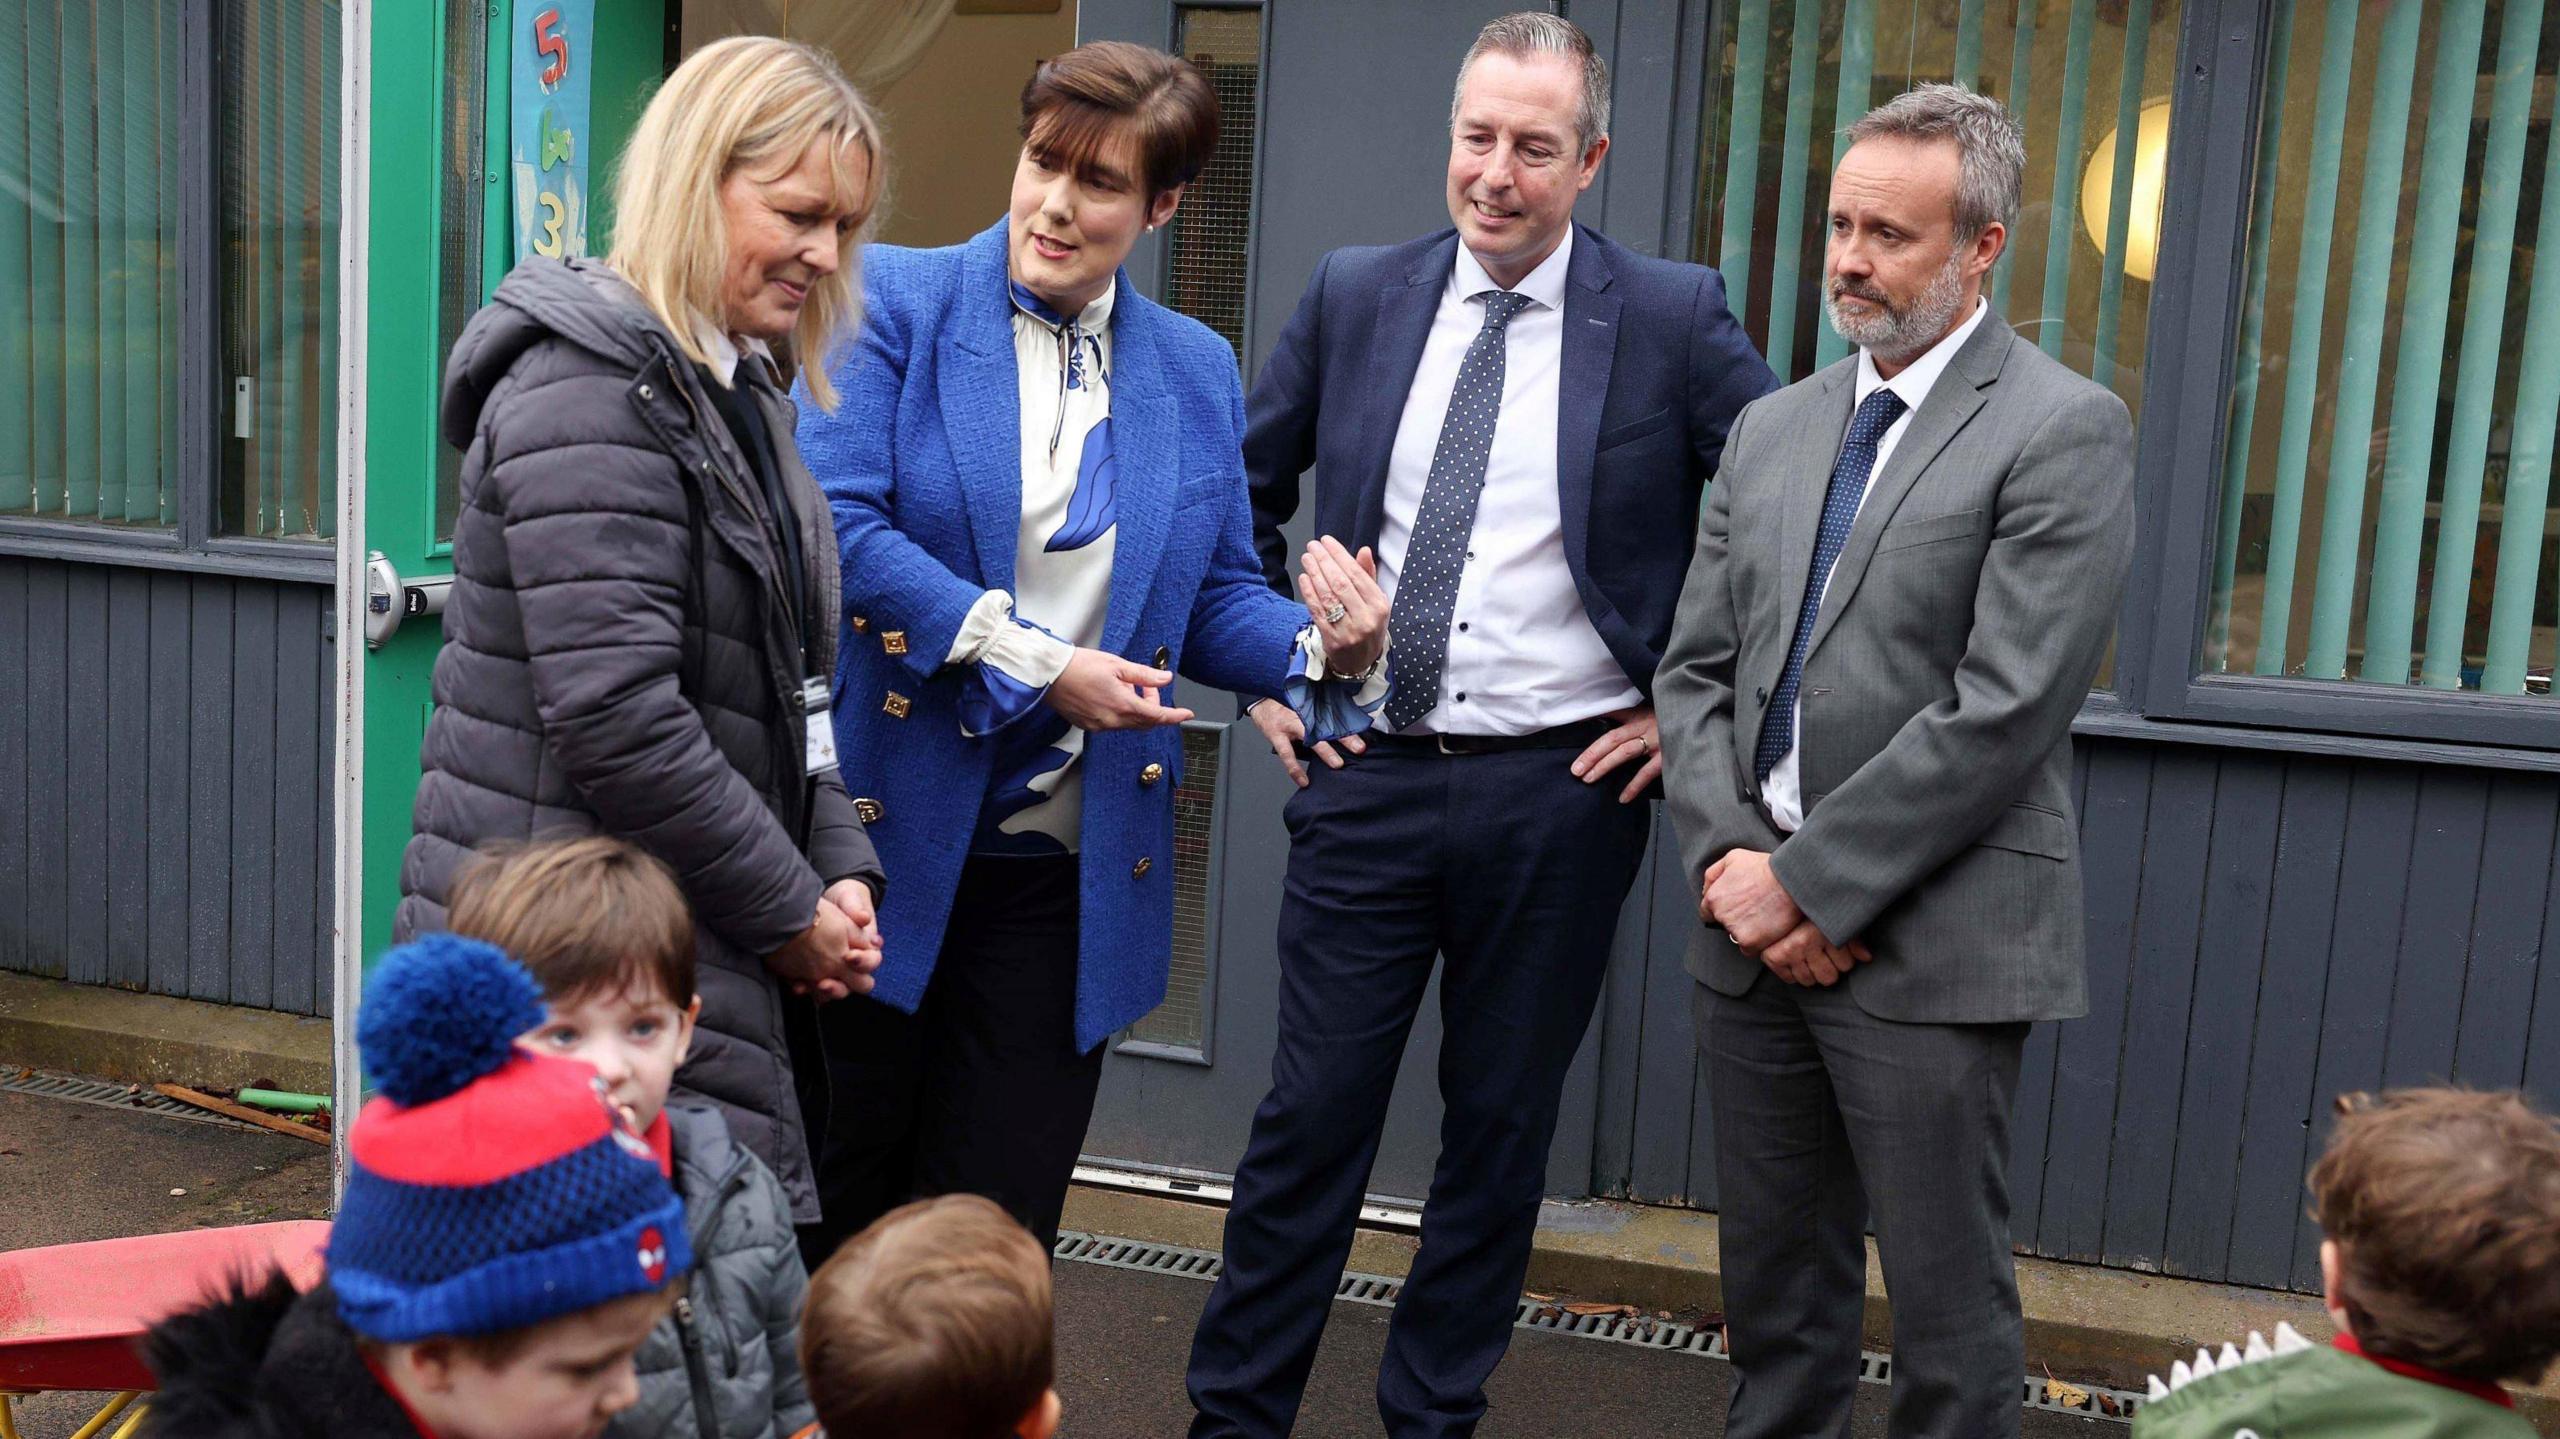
0,1087,333,1436
0,1086,2120,1437
1054,1260,2120,1436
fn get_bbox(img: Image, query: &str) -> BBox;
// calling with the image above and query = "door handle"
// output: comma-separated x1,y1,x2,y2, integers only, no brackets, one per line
364,550,454,651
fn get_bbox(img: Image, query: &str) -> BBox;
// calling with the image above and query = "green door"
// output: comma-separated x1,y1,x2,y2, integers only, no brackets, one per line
353,1,666,971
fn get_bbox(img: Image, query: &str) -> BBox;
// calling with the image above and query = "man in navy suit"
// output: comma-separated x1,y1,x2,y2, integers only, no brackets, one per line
1186,14,1775,1437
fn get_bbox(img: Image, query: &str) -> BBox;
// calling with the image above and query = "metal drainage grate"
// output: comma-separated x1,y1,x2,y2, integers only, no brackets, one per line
0,1068,265,1132
1054,1231,2144,1425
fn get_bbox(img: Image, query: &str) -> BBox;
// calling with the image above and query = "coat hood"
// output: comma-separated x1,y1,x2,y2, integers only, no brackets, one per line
440,257,672,451
140,1269,302,1438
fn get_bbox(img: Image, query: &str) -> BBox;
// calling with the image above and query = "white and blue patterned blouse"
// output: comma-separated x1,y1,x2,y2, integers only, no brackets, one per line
942,277,1386,856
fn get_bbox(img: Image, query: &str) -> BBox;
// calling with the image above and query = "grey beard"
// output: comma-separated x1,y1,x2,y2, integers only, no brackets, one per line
1824,251,1969,362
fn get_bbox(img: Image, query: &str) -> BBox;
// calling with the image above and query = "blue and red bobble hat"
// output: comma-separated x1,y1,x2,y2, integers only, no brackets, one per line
326,934,692,1343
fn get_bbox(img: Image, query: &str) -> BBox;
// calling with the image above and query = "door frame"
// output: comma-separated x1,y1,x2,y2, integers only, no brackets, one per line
329,0,373,1192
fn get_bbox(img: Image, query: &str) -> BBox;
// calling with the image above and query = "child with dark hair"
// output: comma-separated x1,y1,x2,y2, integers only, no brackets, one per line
140,935,692,1439
2135,1087,2560,1437
794,1194,1062,1439
449,836,816,1439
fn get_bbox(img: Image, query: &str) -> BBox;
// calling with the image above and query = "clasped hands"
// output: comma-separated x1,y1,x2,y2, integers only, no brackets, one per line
1701,849,1872,988
768,878,885,1002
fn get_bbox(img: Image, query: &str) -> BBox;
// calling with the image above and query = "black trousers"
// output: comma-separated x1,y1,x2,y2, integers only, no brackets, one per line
1187,744,1652,1439
800,853,1101,1268
1700,976,2030,1439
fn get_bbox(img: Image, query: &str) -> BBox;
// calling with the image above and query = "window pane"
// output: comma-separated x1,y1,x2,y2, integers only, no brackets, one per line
2204,0,2558,698
1165,6,1261,360
1125,726,1223,1058
1696,0,2176,690
219,0,341,543
2,1,185,529
434,0,486,546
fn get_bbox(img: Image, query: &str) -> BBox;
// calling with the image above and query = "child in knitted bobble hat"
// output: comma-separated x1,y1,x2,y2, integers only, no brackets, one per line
138,934,694,1439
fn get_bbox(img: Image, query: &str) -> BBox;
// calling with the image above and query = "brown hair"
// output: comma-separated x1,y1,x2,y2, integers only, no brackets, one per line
446,837,695,1008
2309,1087,2560,1384
1017,41,1217,201
800,1195,1054,1439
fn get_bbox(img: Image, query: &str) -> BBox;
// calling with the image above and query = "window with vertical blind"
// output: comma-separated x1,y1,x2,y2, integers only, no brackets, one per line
220,0,343,543
1,1,186,530
2202,0,2558,701
0,0,342,551
1698,0,2180,400
1697,0,2177,694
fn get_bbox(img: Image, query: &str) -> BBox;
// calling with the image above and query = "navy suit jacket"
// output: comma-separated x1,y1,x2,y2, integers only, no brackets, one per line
1244,223,1776,698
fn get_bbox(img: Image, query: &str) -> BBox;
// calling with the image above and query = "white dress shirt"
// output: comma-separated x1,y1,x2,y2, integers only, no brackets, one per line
1765,297,1989,832
1374,226,1640,736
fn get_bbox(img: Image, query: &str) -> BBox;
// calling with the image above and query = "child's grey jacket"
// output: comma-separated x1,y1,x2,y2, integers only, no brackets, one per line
612,1104,816,1439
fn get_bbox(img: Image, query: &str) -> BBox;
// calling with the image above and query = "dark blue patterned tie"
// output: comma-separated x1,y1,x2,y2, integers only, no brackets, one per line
1754,387,1909,783
1385,290,1535,732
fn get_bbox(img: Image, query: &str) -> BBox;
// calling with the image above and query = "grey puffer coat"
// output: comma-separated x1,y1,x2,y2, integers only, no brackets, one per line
397,257,882,1220
612,1105,816,1439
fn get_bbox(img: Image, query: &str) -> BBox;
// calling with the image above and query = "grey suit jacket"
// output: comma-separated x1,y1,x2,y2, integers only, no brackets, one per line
1654,314,2134,1025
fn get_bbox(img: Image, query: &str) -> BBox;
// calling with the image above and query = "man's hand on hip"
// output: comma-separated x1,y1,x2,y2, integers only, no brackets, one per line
1571,704,1661,803
1246,698,1366,789
1759,919,1873,987
1702,849,1802,953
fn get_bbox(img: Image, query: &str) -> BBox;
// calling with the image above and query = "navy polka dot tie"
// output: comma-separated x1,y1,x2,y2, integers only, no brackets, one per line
1385,290,1535,732
1754,387,1909,784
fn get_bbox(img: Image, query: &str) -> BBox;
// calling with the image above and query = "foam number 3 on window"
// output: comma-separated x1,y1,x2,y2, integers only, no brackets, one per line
534,193,567,257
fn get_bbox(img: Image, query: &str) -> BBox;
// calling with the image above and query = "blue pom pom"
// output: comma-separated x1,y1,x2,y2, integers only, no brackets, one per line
358,934,545,1107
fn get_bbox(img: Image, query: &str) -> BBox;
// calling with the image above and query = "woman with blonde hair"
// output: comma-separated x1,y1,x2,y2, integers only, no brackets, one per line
398,36,888,1236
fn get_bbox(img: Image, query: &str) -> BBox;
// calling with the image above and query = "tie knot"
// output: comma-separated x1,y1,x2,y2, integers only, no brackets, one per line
1476,291,1534,329
1850,386,1908,442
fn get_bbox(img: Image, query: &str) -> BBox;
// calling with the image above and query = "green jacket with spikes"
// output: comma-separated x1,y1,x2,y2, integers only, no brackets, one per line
2132,1345,2534,1439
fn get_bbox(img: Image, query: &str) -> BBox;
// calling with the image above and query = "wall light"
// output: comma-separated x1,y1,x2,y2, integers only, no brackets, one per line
2080,99,2173,282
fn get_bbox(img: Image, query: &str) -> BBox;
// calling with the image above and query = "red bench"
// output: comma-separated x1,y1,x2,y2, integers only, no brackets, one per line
0,1220,329,1437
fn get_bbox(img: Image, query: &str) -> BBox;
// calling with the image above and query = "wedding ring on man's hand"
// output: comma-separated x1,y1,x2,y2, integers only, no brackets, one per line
1323,603,1348,624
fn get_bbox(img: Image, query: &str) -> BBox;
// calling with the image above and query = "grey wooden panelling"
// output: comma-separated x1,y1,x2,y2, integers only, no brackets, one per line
0,556,334,1016
1599,736,2560,1293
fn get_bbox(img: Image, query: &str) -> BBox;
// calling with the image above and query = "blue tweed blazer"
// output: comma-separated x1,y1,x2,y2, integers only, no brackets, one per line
797,219,1308,1051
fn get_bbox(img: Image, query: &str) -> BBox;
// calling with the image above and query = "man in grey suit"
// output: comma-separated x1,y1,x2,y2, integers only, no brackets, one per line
1654,85,2134,1438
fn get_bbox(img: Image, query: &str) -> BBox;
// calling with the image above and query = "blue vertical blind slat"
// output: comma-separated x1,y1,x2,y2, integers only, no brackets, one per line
1717,0,1770,329
2302,0,2425,681
2422,0,2542,690
2207,0,2292,670
2361,0,2487,685
2251,0,2361,676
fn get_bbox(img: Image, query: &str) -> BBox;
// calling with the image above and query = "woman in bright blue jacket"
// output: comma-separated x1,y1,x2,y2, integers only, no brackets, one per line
794,41,1386,1257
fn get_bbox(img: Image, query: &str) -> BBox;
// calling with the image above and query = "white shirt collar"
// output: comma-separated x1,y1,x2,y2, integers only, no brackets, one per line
1853,297,1989,415
691,313,779,387
1452,223,1574,312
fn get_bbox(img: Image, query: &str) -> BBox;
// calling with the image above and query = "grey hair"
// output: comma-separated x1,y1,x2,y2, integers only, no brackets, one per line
1450,12,1611,152
1843,83,2026,242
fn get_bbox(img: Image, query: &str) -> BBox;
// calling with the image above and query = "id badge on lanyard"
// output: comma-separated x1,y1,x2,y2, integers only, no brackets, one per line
801,676,838,778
